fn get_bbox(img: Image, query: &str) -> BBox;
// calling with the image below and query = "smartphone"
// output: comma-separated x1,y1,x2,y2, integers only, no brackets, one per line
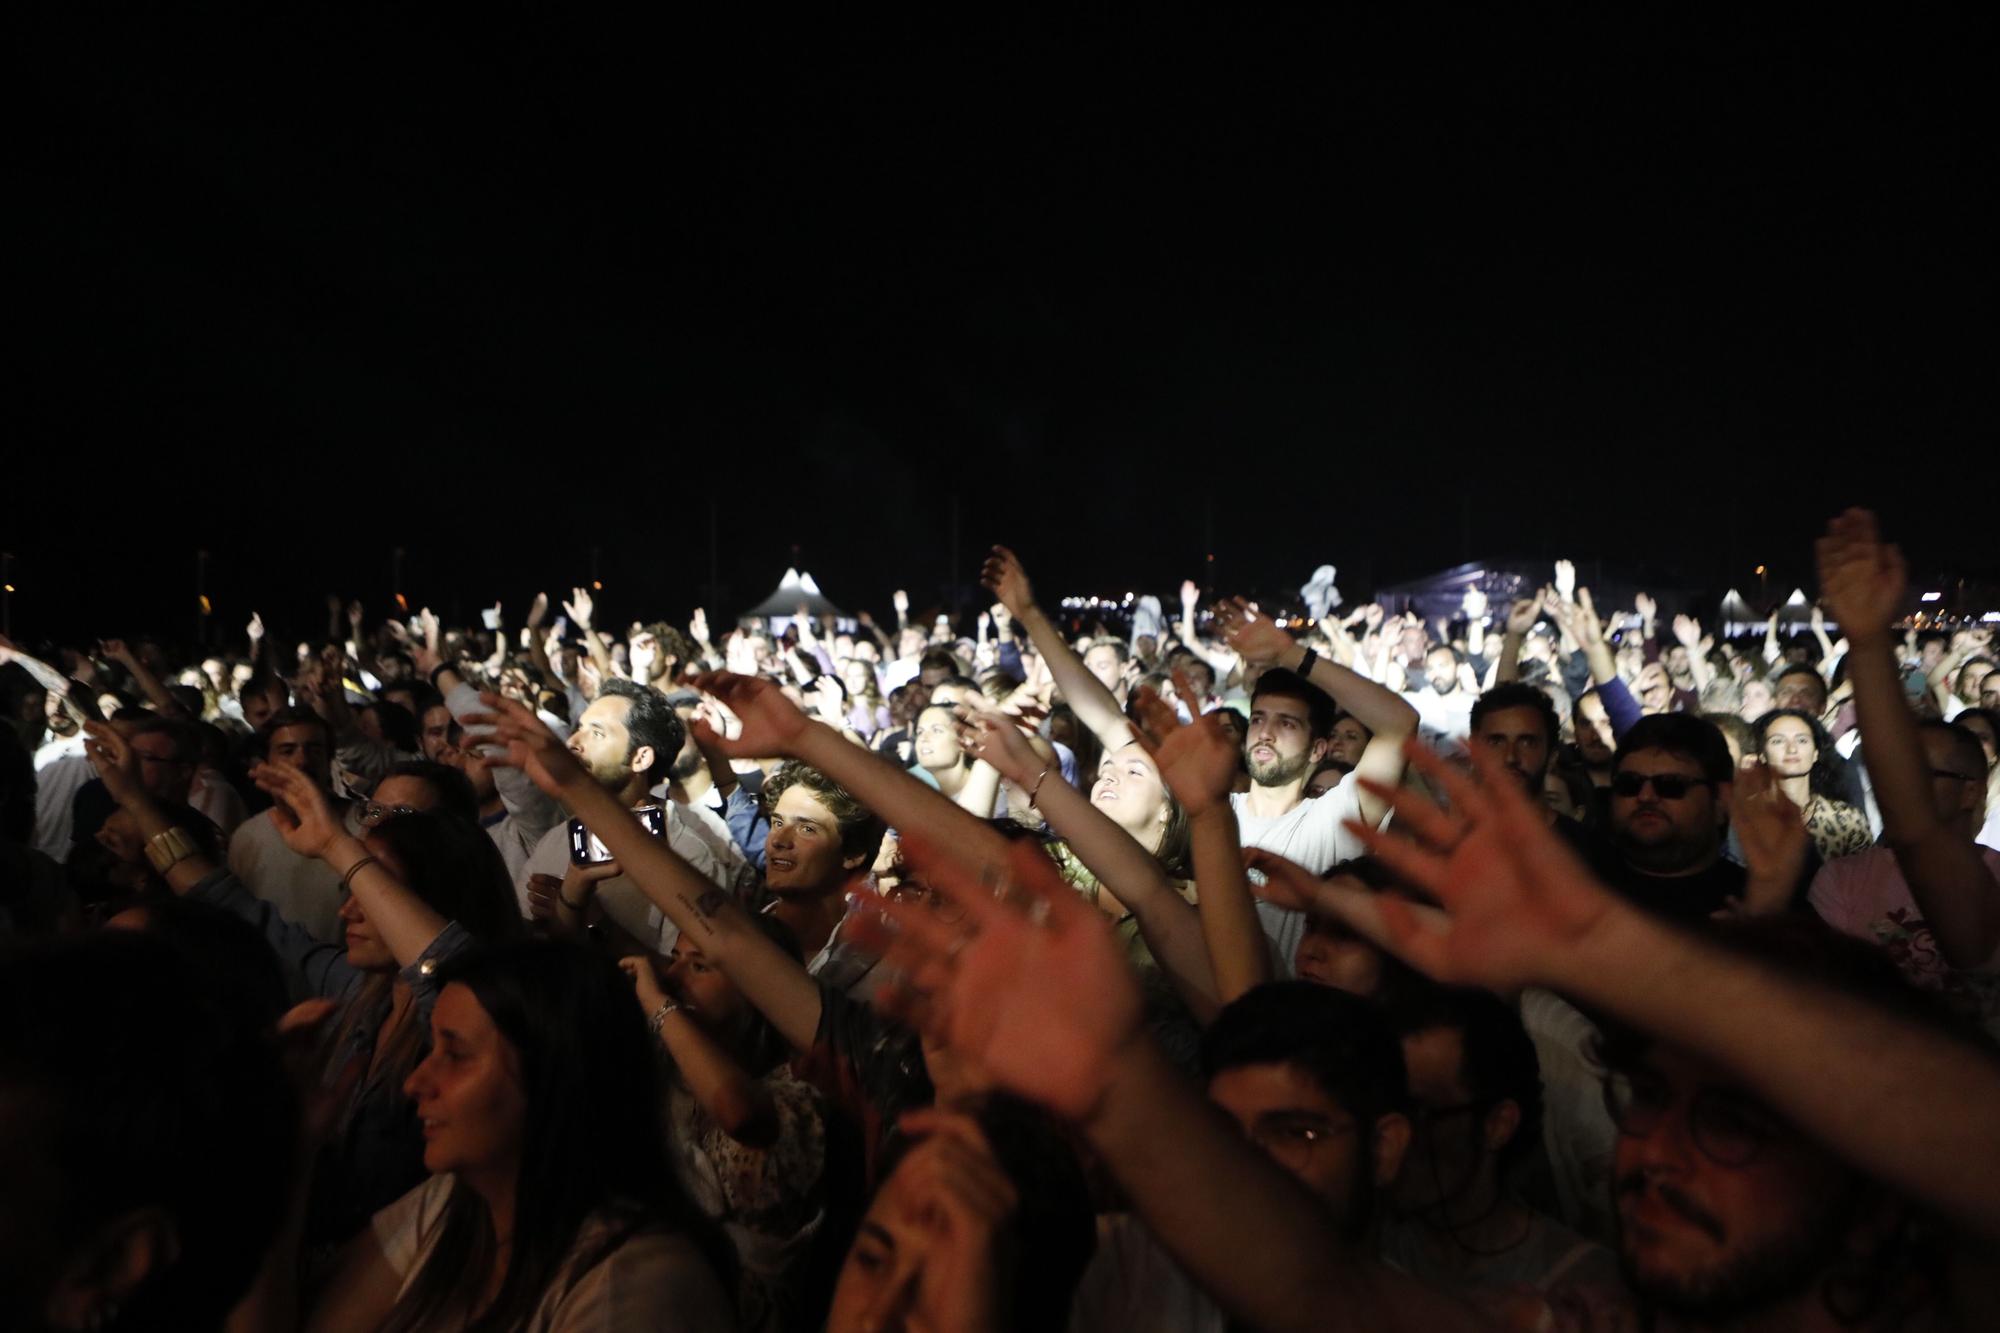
569,805,665,866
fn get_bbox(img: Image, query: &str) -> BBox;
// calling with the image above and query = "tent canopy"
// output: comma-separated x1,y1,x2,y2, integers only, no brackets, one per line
745,568,847,623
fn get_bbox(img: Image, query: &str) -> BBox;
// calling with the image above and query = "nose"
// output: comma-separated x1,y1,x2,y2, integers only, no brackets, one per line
339,895,366,923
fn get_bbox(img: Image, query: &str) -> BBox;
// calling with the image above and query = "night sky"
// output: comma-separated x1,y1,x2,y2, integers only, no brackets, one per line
13,12,1993,649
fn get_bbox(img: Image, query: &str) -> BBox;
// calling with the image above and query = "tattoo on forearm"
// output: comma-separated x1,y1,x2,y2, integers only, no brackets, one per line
683,888,726,935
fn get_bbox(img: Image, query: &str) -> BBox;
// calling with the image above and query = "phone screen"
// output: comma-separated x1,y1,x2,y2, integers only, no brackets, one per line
568,805,666,866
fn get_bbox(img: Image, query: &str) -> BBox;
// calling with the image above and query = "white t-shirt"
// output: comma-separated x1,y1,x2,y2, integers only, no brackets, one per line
228,803,367,945
1402,686,1476,749
30,740,92,862
519,804,741,952
371,1175,732,1333
1232,772,1373,977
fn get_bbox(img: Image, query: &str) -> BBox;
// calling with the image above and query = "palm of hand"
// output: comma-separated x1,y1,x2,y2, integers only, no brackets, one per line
940,912,1140,1120
1152,724,1236,812
1225,615,1292,666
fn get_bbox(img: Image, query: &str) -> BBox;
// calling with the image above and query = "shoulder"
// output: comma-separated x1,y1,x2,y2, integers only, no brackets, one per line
549,1224,733,1332
371,1174,456,1279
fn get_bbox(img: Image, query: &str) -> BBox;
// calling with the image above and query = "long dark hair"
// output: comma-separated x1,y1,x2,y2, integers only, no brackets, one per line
1750,707,1841,799
378,938,716,1332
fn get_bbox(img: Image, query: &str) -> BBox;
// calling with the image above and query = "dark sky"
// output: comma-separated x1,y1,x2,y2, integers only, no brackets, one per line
12,12,1994,648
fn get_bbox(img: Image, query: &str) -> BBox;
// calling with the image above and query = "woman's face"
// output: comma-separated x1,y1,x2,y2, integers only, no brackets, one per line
1091,742,1170,844
1739,679,1775,722
842,659,873,697
666,934,745,1028
1761,716,1818,778
1327,717,1371,767
913,707,963,772
404,983,527,1180
337,835,407,972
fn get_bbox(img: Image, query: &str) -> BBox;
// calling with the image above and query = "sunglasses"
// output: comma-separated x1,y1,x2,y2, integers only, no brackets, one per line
1610,771,1714,800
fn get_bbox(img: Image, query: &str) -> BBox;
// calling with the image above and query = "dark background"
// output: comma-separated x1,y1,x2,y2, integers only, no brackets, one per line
10,11,1994,650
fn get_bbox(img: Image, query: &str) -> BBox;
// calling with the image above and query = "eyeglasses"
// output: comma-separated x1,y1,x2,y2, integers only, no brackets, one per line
1930,768,1981,784
1246,1112,1356,1171
1610,771,1714,800
359,800,419,828
1603,1069,1785,1167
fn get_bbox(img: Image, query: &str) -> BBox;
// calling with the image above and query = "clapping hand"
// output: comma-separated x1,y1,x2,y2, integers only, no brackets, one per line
1211,596,1295,668
1816,508,1905,640
562,586,595,631
688,671,813,759
979,548,1035,619
1128,675,1240,817
250,760,346,860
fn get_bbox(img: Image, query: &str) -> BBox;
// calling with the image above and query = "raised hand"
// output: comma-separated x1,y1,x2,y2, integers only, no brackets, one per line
247,611,265,643
83,720,143,805
687,671,812,759
689,607,711,645
1338,739,1623,992
1461,587,1489,622
1816,508,1906,641
979,547,1034,617
1129,677,1239,816
892,589,911,617
1809,603,1826,635
955,707,1042,786
618,954,669,1013
347,601,364,631
100,637,136,667
250,760,347,860
1634,591,1658,628
1553,559,1577,603
462,692,591,798
1181,578,1201,612
1728,761,1808,915
1362,603,1385,631
1671,614,1702,649
852,833,1143,1121
873,1109,1022,1333
562,585,595,631
1210,596,1295,668
1241,847,1450,942
1503,597,1541,637
525,592,548,630
1572,588,1607,641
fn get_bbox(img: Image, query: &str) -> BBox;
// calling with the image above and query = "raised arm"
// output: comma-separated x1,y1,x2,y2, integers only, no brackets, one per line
854,836,1490,1333
1347,736,2000,1247
469,691,827,1053
958,701,1222,1019
1819,509,2000,970
101,639,189,719
1212,596,1419,827
621,955,780,1146
560,587,616,686
1491,598,1541,685
982,545,1135,751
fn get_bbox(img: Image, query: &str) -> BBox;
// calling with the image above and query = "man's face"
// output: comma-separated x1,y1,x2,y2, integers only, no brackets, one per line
1772,672,1826,716
1424,647,1459,695
1919,728,1986,826
1980,674,2000,712
1398,625,1428,662
1634,664,1674,714
267,723,331,790
127,728,195,804
1611,748,1723,873
668,706,705,782
1957,660,1994,704
1327,717,1370,767
1393,1026,1505,1216
1245,694,1325,788
242,684,286,732
1293,900,1385,996
1208,1061,1391,1237
419,705,454,761
567,696,642,792
1083,643,1124,692
1472,705,1551,796
1574,694,1616,765
765,785,854,896
1611,1046,1858,1323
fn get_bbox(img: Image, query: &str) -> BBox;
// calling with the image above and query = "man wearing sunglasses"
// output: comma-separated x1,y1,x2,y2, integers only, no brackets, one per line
1584,714,1806,924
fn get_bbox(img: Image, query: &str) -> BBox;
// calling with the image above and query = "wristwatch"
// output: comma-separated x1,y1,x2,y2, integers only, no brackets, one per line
144,826,199,876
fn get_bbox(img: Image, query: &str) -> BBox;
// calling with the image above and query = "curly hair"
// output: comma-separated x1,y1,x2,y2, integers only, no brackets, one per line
761,760,887,867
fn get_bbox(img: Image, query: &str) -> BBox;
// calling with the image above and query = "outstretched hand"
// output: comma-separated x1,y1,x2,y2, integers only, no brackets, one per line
251,761,347,861
1337,738,1626,992
955,706,1043,785
979,546,1035,618
1728,761,1809,915
849,833,1144,1122
461,693,590,799
83,720,143,806
1211,596,1295,668
1816,508,1906,641
562,585,595,631
1129,676,1240,817
687,671,813,759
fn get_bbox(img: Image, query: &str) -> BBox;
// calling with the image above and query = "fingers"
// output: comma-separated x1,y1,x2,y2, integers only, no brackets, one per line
276,997,341,1039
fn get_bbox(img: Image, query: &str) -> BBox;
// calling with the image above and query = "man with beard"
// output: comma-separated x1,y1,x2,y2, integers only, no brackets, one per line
1469,683,1570,825
1209,596,1421,974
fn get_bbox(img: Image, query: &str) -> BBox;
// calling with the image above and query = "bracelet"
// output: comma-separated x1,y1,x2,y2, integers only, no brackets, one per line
648,1000,682,1035
340,855,380,893
1027,765,1053,807
144,826,198,876
1296,646,1320,677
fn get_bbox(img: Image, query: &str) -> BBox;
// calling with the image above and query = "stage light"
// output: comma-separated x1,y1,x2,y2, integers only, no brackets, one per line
1921,592,1942,602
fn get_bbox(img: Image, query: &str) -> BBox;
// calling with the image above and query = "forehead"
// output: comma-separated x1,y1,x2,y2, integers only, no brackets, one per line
1252,693,1312,724
774,784,838,824
372,774,439,809
1615,746,1704,778
270,724,326,748
1473,705,1547,739
1400,1026,1469,1104
580,696,632,730
432,983,499,1042
1763,716,1812,741
1207,1061,1345,1125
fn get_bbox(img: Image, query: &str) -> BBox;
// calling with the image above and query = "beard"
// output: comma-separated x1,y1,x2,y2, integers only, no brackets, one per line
1246,745,1313,788
1617,1173,1856,1323
669,747,704,782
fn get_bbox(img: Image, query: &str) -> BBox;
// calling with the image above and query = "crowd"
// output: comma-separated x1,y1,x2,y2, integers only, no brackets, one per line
2,506,1997,1332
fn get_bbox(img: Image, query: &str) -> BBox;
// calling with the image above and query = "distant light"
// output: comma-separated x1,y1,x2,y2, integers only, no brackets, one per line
592,581,603,591
198,595,212,614
1983,612,2000,623
1754,565,1766,576
1921,592,1943,602
2,584,12,593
